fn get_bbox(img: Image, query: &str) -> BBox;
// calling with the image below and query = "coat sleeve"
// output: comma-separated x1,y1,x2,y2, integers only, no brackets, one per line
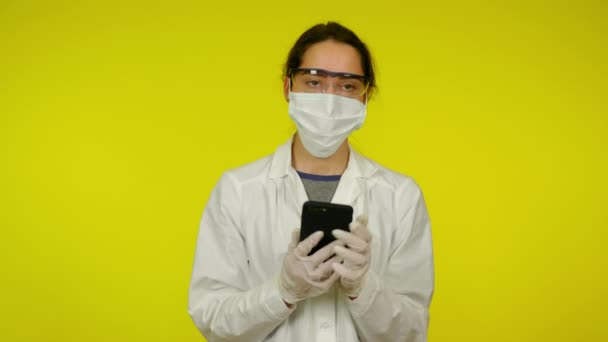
347,179,435,342
188,173,294,342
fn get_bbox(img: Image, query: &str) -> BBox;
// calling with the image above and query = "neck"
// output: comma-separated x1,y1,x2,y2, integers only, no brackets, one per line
291,133,349,175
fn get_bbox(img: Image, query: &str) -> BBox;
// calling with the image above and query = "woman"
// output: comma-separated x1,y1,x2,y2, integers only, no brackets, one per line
188,22,434,342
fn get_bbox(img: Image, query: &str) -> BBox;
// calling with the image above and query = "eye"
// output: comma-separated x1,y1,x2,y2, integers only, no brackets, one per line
341,82,358,92
306,79,321,87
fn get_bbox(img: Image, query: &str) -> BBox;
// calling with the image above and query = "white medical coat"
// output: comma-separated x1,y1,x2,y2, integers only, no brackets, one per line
188,139,434,342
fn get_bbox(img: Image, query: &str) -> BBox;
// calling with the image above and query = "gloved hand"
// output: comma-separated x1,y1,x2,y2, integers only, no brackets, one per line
278,229,343,306
332,215,372,298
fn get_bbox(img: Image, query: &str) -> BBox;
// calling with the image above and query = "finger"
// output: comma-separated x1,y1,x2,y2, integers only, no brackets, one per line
325,238,346,252
332,261,360,281
349,216,367,231
308,239,344,266
312,255,343,280
351,225,372,244
320,254,344,267
288,229,300,249
350,216,372,242
309,259,335,281
308,266,332,282
315,270,341,289
295,231,324,257
332,229,368,252
356,214,369,226
334,245,367,266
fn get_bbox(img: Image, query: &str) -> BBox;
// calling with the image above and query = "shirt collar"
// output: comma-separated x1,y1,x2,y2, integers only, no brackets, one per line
268,136,377,180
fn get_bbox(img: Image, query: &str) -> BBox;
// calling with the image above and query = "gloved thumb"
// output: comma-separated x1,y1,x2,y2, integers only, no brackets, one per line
350,215,371,241
349,214,368,233
288,229,300,250
295,231,324,257
356,214,368,226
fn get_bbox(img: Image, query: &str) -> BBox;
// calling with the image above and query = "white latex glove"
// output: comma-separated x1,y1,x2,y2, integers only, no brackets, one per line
278,229,343,306
332,215,371,298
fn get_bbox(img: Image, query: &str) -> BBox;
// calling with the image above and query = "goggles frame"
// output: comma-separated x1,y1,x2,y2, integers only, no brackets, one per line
289,68,370,98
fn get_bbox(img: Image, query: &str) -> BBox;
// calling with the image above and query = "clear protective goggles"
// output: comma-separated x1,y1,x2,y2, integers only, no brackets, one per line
289,68,370,99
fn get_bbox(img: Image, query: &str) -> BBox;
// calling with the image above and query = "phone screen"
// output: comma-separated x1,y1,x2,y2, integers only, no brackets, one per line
299,201,353,255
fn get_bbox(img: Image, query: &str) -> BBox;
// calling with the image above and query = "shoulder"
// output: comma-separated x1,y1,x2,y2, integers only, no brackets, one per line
359,155,429,230
207,154,274,209
358,153,423,199
222,139,291,187
222,153,274,187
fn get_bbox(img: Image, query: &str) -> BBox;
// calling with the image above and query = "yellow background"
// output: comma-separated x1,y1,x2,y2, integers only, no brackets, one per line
1,0,606,341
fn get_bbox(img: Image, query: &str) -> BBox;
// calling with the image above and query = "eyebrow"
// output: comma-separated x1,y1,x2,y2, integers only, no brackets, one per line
297,68,366,79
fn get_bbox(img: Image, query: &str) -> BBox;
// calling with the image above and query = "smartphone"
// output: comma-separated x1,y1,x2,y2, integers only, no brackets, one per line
299,201,353,256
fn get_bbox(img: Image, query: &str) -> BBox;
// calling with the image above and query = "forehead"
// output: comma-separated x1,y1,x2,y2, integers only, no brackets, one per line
299,40,364,75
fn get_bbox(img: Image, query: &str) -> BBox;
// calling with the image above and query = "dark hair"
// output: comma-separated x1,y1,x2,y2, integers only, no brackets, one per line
283,22,377,97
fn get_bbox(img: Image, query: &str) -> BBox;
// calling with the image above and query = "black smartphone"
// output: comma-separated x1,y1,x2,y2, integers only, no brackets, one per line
299,201,353,256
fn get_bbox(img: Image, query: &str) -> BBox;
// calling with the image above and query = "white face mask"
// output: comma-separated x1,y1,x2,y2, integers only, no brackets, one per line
288,90,367,158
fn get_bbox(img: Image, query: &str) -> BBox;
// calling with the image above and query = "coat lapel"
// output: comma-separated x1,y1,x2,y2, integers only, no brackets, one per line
268,138,378,217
